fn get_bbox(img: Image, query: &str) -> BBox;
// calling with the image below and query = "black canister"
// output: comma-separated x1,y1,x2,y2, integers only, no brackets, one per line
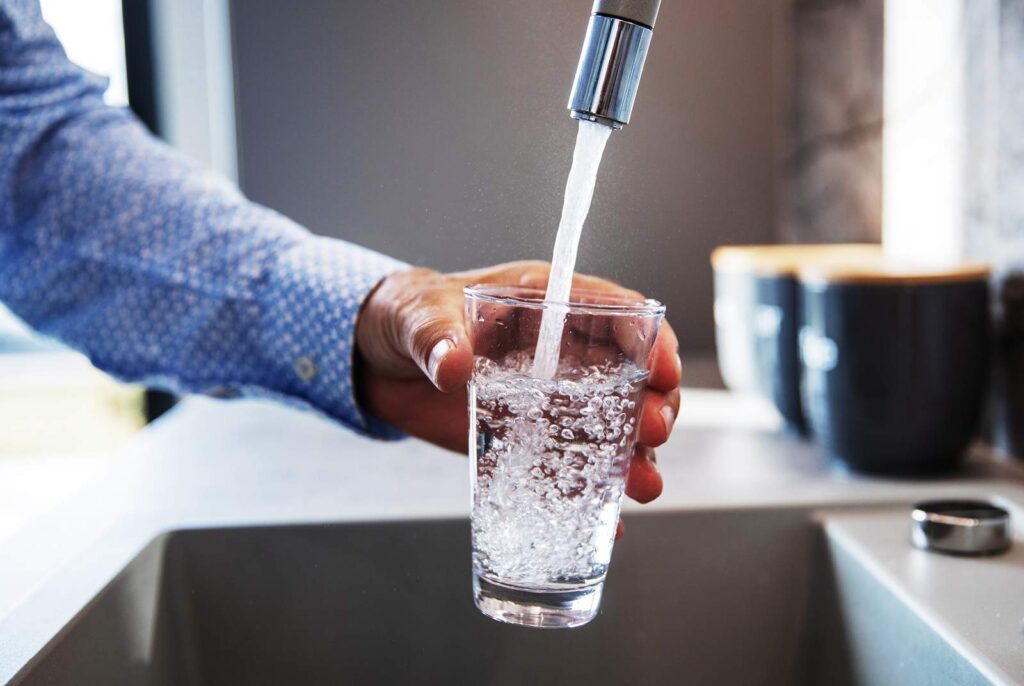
799,262,991,474
712,245,881,435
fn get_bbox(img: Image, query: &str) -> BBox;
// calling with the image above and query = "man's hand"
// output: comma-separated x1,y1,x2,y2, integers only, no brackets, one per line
355,261,681,508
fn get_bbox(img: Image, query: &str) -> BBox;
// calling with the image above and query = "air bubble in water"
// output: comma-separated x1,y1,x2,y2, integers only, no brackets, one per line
470,351,647,585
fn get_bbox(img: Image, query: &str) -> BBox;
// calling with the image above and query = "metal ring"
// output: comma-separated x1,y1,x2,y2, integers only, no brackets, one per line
911,500,1012,556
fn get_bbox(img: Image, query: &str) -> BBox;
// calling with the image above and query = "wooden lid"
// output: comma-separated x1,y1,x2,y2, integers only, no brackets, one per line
799,260,991,285
710,244,883,276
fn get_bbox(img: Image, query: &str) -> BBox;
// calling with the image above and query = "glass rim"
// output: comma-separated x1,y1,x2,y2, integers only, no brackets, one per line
464,284,665,317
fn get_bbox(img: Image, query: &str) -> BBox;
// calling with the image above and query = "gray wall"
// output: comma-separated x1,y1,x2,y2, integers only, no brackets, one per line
229,0,779,351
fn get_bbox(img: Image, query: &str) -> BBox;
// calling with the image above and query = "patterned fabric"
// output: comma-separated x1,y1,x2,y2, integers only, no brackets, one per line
0,0,408,437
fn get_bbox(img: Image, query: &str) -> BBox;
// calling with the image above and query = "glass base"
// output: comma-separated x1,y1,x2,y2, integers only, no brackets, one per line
473,574,603,629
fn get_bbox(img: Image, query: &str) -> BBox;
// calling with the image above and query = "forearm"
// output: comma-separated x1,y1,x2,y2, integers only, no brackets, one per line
0,1,407,434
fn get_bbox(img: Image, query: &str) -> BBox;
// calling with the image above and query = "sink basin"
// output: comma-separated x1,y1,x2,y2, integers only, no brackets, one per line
13,508,994,685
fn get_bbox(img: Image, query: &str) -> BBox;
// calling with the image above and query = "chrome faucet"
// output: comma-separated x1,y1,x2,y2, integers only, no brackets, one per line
568,0,662,129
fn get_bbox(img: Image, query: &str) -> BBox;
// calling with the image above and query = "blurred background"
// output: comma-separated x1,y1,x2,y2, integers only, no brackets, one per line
2,0,1023,533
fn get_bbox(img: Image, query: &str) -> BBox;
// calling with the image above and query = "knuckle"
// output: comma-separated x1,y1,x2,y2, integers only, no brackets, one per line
402,295,455,362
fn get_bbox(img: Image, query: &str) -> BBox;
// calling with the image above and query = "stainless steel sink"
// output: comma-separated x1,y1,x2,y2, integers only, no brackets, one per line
13,508,993,685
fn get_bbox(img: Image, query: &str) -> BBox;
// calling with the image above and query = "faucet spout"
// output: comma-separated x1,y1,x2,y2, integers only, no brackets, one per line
568,0,662,129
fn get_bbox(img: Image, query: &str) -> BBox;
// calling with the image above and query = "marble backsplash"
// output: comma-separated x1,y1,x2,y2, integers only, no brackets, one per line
781,0,1024,263
781,0,883,244
984,1,1024,271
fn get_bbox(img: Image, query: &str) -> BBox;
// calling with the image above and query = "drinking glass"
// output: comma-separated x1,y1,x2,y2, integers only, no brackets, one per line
464,285,664,628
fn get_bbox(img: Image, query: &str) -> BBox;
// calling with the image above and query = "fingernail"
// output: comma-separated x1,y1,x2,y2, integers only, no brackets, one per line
660,405,675,435
674,353,682,378
427,339,455,387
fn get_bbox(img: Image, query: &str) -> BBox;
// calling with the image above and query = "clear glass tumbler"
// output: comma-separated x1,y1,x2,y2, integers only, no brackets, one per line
464,285,665,628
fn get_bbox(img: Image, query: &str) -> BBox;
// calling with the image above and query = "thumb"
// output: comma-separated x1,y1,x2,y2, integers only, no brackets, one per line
401,293,474,392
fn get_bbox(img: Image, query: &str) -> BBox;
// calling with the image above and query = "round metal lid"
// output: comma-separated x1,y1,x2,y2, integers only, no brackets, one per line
911,500,1012,556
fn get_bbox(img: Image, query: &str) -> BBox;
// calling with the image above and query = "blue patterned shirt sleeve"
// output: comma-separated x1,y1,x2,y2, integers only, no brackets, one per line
0,1,409,437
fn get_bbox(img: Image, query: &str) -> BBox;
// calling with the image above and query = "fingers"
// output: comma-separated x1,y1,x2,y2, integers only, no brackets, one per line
648,322,681,392
400,291,474,393
513,264,644,301
450,260,550,291
638,387,680,447
356,268,474,392
514,263,555,290
626,445,662,504
449,260,680,402
430,337,474,393
570,273,644,301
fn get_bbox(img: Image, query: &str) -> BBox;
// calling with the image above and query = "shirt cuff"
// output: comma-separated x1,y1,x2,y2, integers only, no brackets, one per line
259,235,409,439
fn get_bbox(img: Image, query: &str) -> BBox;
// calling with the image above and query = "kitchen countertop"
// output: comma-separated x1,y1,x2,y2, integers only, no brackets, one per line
2,389,1023,682
822,506,1024,684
